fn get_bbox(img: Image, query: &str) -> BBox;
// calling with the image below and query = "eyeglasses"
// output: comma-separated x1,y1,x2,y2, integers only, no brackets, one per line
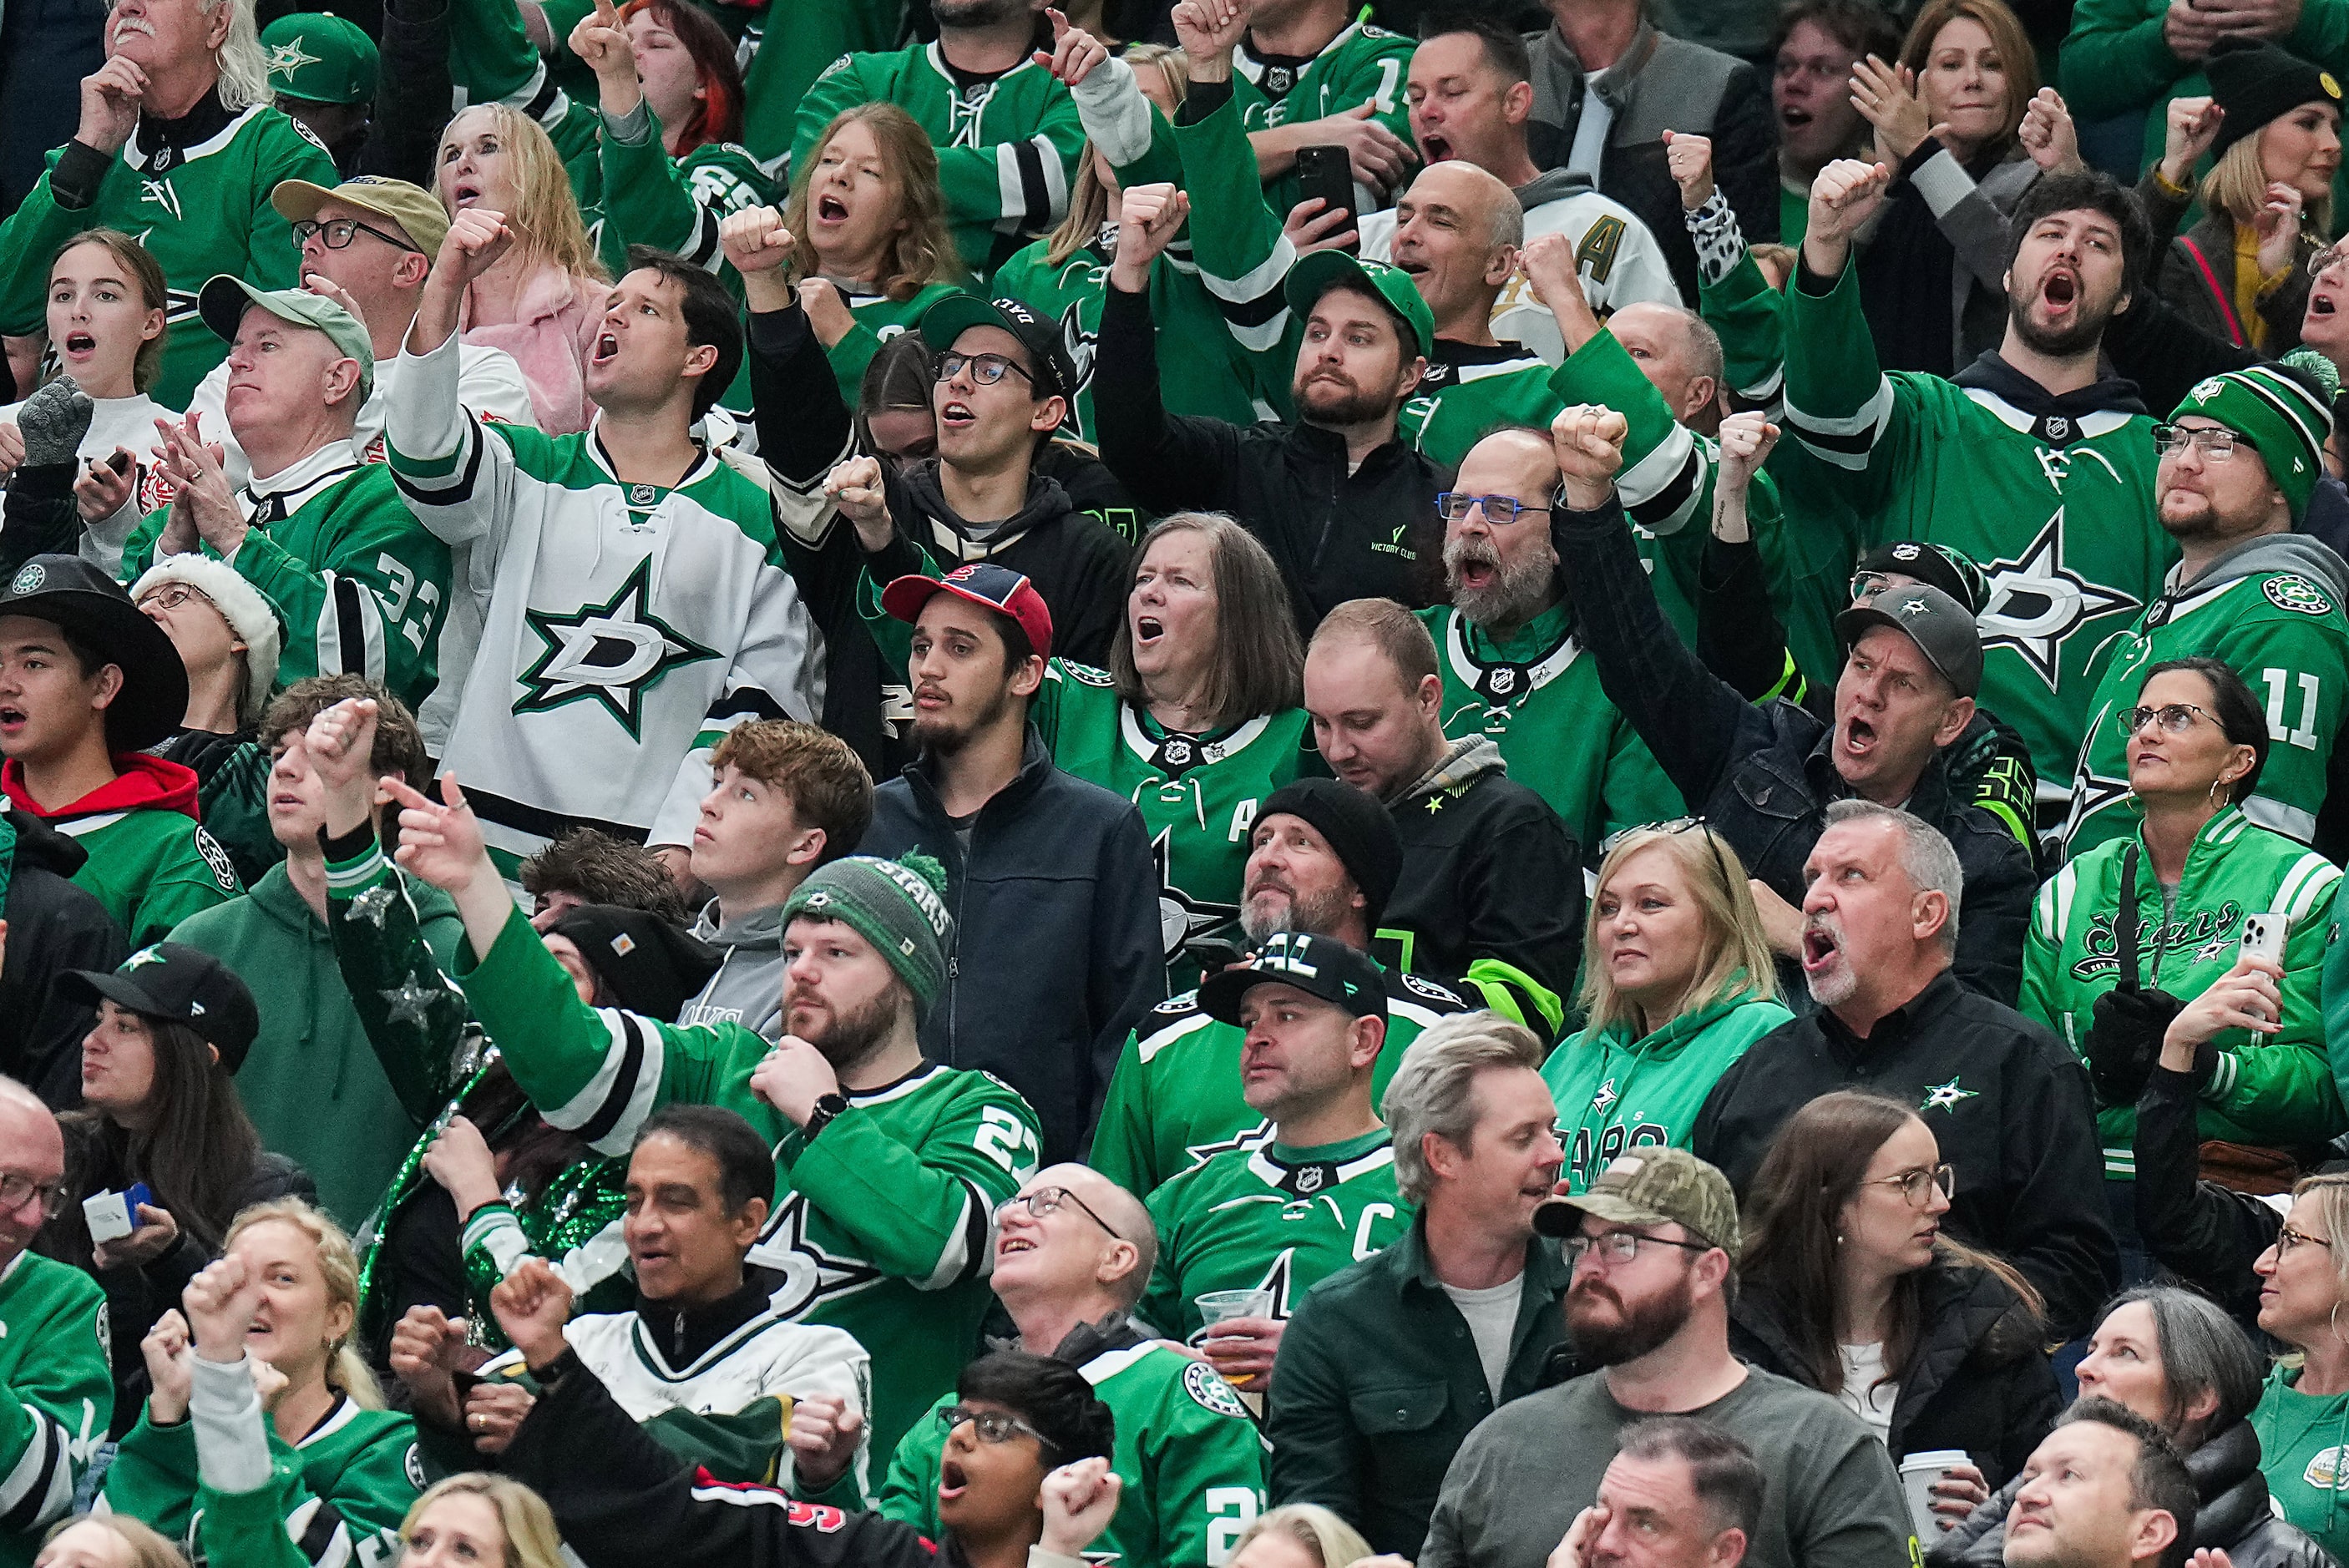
996,1186,1123,1242
1848,569,1906,604
2276,1224,2335,1257
1598,817,1734,905
938,1404,1059,1455
137,581,215,614
2310,241,2349,278
2152,423,2256,460
0,1172,69,1219
2119,702,2215,737
1858,1163,1957,1206
1563,1229,1715,1268
292,217,423,254
1435,493,1552,527
936,352,1035,388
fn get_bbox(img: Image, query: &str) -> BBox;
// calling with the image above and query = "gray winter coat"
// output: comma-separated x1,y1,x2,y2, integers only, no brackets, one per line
679,899,788,1041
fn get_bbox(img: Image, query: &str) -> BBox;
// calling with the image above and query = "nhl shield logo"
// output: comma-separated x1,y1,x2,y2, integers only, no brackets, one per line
2043,415,2069,442
1489,667,1516,695
1163,737,1194,766
1264,65,1294,94
1293,1165,1326,1194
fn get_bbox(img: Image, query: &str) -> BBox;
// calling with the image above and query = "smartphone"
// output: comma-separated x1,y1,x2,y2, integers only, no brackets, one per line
2240,911,2286,1022
1292,146,1359,253
124,1181,153,1216
105,448,133,475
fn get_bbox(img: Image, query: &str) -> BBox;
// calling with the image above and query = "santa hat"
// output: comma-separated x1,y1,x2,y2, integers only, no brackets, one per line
129,554,282,726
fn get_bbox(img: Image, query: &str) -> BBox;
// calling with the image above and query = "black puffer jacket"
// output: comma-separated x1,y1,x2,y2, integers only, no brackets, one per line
0,807,126,1105
1928,1419,2336,1568
1730,1259,2058,1490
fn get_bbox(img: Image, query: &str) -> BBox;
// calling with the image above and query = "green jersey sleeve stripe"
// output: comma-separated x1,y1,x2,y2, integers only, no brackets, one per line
2278,853,2343,921
540,1009,666,1156
0,1399,73,1531
1784,375,1895,465
316,572,388,686
996,135,1068,232
1618,428,1704,537
2247,793,2321,843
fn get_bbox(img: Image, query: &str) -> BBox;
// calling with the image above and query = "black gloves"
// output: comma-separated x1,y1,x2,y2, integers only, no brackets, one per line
2083,986,2184,1108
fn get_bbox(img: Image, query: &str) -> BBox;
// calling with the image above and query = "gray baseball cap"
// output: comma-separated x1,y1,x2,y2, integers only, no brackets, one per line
1835,581,1982,699
198,275,375,402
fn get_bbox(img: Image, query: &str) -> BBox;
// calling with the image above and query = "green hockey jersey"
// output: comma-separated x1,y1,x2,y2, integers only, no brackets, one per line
878,1338,1267,1568
1228,20,1414,220
2064,539,2349,856
1137,1129,1411,1343
1398,346,1572,469
121,447,453,712
1541,986,1792,1192
2021,806,2345,1176
795,45,1085,276
3,753,241,949
739,0,904,164
1420,600,1682,850
0,1252,110,1568
455,903,1043,1461
1779,257,2174,790
1089,963,1469,1196
827,279,969,406
385,330,824,874
0,100,337,404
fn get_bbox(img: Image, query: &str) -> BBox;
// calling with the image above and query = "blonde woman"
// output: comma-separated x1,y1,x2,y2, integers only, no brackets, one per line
2143,44,2341,354
2250,1172,2349,1561
782,102,967,399
104,1200,424,1567
433,104,610,432
1542,821,1790,1192
34,1516,186,1568
1223,1505,1373,1568
198,1472,565,1568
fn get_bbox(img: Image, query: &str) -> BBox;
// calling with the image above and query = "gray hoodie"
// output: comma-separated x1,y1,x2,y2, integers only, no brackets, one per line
678,900,787,1040
2169,529,2349,607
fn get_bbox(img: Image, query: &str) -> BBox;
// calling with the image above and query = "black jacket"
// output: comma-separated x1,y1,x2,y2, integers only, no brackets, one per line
0,807,126,1106
1692,971,2120,1340
862,726,1164,1163
1378,737,1584,1042
1093,279,1446,637
1929,1419,2336,1568
1729,1259,2058,1487
1553,492,2038,1005
2133,1060,2281,1325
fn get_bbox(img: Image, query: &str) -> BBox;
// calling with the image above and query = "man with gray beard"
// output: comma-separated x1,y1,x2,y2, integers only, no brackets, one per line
1687,799,2116,1338
1414,424,1681,857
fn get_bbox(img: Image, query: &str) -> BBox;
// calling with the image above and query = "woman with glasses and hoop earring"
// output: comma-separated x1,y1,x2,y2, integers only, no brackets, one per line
2022,657,2345,1234
1733,1089,2054,1535
1542,821,1790,1195
2251,1174,2349,1562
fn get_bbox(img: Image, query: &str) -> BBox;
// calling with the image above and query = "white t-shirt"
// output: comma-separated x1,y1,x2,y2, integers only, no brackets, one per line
1442,1274,1525,1402
1838,1342,1900,1442
0,388,178,513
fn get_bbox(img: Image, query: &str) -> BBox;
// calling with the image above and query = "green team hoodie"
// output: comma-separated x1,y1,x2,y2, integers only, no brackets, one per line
453,902,1043,1462
1542,986,1794,1193
2064,532,2349,856
2020,806,2345,1176
0,1252,111,1568
1,754,240,948
165,858,466,1230
878,1335,1266,1568
2253,1361,2349,1565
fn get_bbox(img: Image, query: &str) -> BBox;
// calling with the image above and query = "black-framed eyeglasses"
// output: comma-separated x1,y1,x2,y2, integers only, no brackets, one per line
936,352,1033,388
997,1186,1122,1242
0,1172,69,1219
292,217,423,254
2276,1224,2335,1257
1435,492,1551,526
2120,702,2215,737
2151,423,2255,460
939,1404,1060,1456
1563,1229,1715,1268
137,581,215,614
1857,1162,1956,1206
1597,816,1734,904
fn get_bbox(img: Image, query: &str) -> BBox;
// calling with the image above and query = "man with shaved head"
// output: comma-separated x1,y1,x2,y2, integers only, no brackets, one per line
0,1076,113,1560
873,1161,1267,1568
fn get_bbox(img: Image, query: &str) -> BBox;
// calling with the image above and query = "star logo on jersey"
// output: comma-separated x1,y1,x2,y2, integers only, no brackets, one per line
1182,1358,1254,1419
514,555,720,736
1920,1076,1978,1113
749,1193,885,1318
2194,936,2235,964
1057,298,1098,419
1154,827,1238,962
266,37,322,80
1589,1077,1619,1115
1186,1117,1277,1168
2268,575,2336,616
1977,513,2139,690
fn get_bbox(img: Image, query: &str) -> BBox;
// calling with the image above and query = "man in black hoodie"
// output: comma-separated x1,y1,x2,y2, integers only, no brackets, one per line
0,807,126,1106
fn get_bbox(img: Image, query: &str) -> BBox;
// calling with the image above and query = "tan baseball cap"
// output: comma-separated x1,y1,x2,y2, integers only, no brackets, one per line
1532,1147,1742,1260
271,175,448,258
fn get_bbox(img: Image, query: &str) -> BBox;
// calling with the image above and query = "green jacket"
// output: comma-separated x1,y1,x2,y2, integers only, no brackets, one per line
167,859,466,1229
1263,1215,1574,1559
1542,986,1792,1192
0,1252,111,1568
2254,1360,2349,1563
2021,806,2345,1176
2,754,241,949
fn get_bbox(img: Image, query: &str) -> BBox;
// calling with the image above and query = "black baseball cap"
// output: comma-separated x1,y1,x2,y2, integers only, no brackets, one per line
919,294,1079,407
60,943,261,1073
1198,932,1390,1025
1835,582,1983,699
0,554,189,751
1852,540,1988,616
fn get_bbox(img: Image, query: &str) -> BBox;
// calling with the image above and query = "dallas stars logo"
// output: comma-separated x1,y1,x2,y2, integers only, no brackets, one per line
1589,1077,1619,1115
1920,1076,1978,1113
1977,513,2139,690
749,1193,885,1318
266,36,322,81
1057,299,1097,415
1154,827,1238,962
514,555,718,734
1186,1116,1277,1168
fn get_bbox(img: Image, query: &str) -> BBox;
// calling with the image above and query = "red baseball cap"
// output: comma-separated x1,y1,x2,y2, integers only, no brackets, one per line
879,562,1055,661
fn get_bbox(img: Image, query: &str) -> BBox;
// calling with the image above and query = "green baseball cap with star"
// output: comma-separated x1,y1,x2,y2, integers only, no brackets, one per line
261,12,379,106
1283,250,1435,362
1532,1146,1742,1260
198,276,375,402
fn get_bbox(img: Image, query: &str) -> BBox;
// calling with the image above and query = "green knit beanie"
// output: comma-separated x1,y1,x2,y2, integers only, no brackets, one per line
782,853,954,1019
2172,366,2334,521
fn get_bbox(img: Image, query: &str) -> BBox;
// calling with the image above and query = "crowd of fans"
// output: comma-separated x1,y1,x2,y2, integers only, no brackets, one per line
17,0,2349,1565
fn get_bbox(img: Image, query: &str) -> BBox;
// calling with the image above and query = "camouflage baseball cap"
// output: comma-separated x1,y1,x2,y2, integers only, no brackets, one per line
1532,1147,1741,1260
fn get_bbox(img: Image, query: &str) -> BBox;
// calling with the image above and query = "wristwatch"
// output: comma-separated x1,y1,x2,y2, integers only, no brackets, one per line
802,1092,850,1141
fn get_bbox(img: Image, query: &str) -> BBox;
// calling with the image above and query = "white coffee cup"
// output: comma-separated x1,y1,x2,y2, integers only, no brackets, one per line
1899,1449,1972,1537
